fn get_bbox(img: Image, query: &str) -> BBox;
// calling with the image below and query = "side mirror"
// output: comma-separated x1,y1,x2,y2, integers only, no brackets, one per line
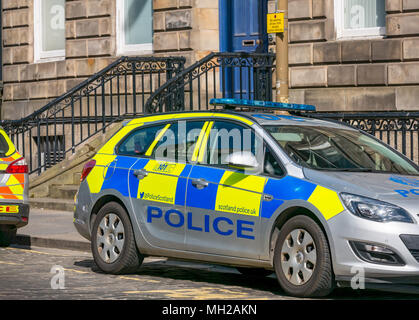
225,151,260,170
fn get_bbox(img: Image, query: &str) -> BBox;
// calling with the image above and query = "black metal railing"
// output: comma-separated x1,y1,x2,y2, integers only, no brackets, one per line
145,52,275,113
1,56,185,175
305,112,419,165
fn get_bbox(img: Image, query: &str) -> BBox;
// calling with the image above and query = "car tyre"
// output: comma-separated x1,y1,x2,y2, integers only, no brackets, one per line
0,226,16,247
91,202,143,274
236,267,273,277
273,215,334,297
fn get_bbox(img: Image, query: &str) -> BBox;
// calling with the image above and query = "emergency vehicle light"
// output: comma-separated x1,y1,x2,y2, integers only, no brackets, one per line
209,98,316,112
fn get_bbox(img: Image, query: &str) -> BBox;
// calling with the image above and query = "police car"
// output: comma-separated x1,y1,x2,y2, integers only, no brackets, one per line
0,127,29,246
74,98,419,297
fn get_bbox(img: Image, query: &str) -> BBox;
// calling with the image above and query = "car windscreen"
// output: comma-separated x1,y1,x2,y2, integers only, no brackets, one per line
264,125,419,175
0,132,10,158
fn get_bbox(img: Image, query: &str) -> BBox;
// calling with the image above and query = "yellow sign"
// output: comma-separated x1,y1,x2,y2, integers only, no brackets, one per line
267,12,284,33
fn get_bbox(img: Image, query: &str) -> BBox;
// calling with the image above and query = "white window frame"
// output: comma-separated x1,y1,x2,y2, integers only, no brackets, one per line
334,0,386,40
33,0,65,63
116,0,153,56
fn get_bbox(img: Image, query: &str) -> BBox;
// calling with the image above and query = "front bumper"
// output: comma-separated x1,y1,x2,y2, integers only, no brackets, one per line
329,209,419,285
0,203,29,228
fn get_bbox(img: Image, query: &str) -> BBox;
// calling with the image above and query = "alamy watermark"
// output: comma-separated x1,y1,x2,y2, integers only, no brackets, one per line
50,265,65,290
350,266,365,290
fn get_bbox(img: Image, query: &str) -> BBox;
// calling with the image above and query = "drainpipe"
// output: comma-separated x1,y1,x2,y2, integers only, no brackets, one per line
276,0,289,104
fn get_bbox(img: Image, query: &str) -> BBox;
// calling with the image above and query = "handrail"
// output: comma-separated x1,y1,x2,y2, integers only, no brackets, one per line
2,55,186,175
145,51,276,113
1,56,185,127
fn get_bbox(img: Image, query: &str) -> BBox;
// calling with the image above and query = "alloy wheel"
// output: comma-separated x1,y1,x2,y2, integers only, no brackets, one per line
96,213,125,263
280,228,317,286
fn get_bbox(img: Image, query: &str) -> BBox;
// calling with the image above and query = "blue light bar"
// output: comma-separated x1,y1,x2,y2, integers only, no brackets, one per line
209,98,316,111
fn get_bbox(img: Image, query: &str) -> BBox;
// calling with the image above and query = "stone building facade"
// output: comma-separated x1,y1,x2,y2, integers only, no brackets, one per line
285,0,419,112
2,0,419,120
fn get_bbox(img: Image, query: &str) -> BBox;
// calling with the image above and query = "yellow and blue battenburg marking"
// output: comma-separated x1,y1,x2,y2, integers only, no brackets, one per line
85,113,344,223
89,155,344,221
262,176,344,220
185,166,265,217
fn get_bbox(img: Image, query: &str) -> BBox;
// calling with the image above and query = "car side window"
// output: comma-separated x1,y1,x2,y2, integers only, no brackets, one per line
151,120,207,162
117,124,167,157
264,146,285,177
203,120,263,168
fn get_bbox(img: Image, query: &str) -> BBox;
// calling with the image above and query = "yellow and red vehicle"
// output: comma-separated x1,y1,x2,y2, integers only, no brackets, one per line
0,127,29,246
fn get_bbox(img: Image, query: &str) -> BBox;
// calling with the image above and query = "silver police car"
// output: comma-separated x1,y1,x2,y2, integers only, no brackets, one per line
74,99,419,297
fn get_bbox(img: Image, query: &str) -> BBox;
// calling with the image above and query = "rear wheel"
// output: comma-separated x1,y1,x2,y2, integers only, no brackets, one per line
0,226,17,247
273,215,334,297
236,267,273,277
91,202,143,274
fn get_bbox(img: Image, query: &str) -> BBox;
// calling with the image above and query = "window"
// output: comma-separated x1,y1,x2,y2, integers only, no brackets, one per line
264,146,284,177
152,121,207,162
0,132,11,157
335,0,386,39
34,0,65,62
118,121,207,162
264,125,419,175
203,121,263,168
116,0,153,55
118,124,167,157
34,135,65,171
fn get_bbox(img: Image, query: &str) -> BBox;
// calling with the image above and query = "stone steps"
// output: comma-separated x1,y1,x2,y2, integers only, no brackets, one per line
49,184,79,200
28,122,123,212
30,198,75,212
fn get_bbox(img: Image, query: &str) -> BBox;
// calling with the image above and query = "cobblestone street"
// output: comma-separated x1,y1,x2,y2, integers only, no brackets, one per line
1,245,418,300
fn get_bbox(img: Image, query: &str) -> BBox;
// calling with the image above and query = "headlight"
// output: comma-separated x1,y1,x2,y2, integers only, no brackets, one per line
340,193,414,223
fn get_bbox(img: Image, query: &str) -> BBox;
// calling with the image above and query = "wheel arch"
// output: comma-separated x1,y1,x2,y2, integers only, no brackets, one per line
89,194,131,234
267,203,336,268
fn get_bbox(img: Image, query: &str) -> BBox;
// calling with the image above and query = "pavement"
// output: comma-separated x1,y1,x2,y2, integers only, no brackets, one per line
14,208,90,252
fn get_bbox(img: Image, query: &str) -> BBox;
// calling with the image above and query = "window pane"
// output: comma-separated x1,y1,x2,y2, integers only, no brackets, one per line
205,121,263,166
344,0,385,29
264,147,284,176
124,0,153,45
118,124,166,157
152,121,206,162
265,125,419,175
42,0,65,51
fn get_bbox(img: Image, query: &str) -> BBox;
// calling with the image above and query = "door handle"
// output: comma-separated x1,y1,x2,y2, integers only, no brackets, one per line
133,169,148,180
191,178,209,190
263,194,273,202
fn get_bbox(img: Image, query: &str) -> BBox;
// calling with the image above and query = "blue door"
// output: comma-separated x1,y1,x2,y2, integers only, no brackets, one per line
219,0,268,98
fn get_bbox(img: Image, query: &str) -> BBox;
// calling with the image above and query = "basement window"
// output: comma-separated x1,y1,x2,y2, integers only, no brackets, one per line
34,135,65,171
116,0,153,55
335,0,386,39
34,0,66,62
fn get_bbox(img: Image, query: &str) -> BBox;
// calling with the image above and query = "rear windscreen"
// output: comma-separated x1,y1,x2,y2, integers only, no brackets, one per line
0,132,10,157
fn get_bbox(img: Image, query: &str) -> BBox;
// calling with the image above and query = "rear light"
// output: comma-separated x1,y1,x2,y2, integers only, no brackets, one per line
6,157,28,174
80,159,96,182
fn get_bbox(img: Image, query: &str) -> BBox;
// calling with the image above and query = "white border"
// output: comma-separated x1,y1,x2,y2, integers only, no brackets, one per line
334,0,386,40
33,0,65,63
116,0,153,56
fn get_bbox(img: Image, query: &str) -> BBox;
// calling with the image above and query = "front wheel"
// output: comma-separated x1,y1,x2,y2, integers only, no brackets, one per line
91,202,143,274
273,215,334,297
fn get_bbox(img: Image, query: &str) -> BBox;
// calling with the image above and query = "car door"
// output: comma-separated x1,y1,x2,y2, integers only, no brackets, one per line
127,120,208,250
184,120,266,259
